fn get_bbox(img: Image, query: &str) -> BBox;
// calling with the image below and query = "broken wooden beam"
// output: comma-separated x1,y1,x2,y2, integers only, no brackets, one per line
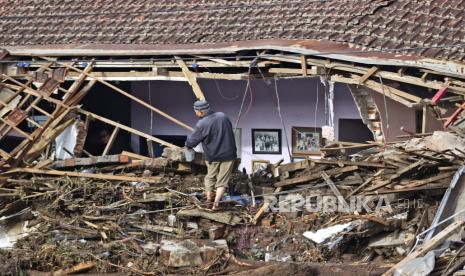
311,159,387,168
322,172,349,209
365,160,427,192
177,208,242,225
252,187,282,225
358,66,378,84
175,56,206,100
102,126,120,155
2,167,162,183
274,165,359,188
300,55,308,77
43,59,194,131
53,154,130,169
382,219,465,276
79,109,179,149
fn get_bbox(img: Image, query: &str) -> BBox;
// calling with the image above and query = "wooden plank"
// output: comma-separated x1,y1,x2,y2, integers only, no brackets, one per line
130,223,179,236
147,140,154,158
346,176,374,198
2,167,162,183
321,143,379,151
31,104,52,117
322,172,349,208
252,187,282,224
67,79,97,106
363,78,422,103
53,154,130,169
121,150,150,160
401,172,455,189
365,160,426,192
175,56,206,100
331,75,416,107
102,126,119,155
274,165,359,188
2,79,69,108
312,159,387,168
263,54,465,94
52,261,96,276
66,62,94,96
301,55,308,77
78,109,179,149
422,105,428,133
382,220,465,276
177,208,242,225
278,159,309,175
358,66,378,84
268,67,323,75
22,113,76,163
44,60,194,132
0,117,33,140
366,184,448,194
0,148,11,159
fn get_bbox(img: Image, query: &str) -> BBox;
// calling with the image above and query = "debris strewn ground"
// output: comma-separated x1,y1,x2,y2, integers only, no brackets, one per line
1,131,465,275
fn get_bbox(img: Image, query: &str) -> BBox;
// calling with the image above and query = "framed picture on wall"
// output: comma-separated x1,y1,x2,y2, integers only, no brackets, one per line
252,129,282,154
291,126,323,156
251,160,270,173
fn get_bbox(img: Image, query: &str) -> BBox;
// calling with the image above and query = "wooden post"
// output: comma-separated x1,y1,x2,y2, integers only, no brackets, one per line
422,105,428,133
300,55,308,77
147,140,154,158
175,56,206,100
102,127,119,155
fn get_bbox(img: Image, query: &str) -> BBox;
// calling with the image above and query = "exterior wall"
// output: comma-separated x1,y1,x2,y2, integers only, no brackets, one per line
130,78,363,172
371,92,443,141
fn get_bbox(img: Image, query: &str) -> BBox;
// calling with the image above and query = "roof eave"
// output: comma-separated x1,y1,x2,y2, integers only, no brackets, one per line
2,39,464,77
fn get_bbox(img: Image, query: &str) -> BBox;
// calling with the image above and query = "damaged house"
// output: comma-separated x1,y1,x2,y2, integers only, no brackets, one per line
1,0,465,275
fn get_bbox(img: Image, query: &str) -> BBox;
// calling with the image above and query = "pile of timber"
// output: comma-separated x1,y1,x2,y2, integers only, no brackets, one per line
0,132,465,275
249,132,465,274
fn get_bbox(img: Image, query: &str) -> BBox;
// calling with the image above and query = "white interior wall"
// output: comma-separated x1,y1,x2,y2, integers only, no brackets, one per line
130,78,365,172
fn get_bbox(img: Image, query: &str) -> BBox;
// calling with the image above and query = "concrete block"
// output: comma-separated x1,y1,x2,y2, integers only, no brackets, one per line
368,231,406,248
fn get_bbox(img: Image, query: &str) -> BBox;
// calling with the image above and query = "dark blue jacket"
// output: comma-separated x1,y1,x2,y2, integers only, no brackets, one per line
186,111,237,162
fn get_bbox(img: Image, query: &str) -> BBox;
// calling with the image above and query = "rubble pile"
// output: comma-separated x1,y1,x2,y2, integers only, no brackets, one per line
0,132,465,275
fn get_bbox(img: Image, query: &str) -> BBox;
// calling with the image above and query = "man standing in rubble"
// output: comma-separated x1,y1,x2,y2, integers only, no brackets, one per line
185,100,237,210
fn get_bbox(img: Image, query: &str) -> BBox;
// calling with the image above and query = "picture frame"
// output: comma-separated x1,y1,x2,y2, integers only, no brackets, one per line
251,160,270,173
291,126,323,156
252,129,282,154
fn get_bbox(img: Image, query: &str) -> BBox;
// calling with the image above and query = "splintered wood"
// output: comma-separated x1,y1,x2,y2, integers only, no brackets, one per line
252,136,463,224
0,60,464,275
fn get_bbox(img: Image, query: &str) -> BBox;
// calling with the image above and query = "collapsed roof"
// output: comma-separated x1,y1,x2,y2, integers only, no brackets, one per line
0,0,464,66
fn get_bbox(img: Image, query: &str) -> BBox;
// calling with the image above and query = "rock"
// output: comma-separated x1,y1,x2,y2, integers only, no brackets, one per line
160,239,228,267
368,231,406,248
141,242,160,254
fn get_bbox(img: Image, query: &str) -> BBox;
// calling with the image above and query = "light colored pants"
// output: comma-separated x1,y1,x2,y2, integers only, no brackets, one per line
204,160,235,192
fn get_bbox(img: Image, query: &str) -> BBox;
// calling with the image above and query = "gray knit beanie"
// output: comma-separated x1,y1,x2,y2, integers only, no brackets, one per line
193,100,210,112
